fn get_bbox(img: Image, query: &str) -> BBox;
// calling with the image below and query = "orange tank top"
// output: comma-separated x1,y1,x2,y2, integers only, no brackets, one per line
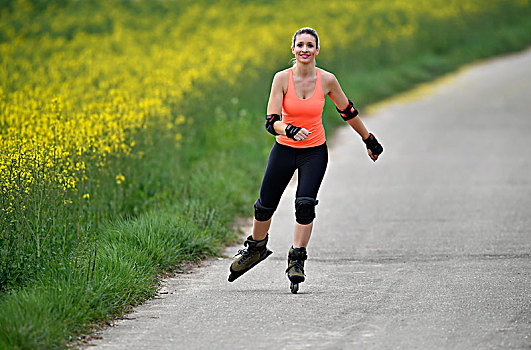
277,67,326,148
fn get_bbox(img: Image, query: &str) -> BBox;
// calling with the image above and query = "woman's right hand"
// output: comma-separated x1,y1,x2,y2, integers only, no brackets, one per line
285,124,310,141
295,128,311,141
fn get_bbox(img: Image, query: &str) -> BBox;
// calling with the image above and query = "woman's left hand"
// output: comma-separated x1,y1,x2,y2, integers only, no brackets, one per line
363,133,383,162
368,149,379,162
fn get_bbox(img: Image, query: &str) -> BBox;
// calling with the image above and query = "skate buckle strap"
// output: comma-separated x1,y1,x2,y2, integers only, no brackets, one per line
289,248,308,261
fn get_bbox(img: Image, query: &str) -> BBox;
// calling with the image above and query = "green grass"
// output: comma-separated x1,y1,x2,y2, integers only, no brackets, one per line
1,1,531,348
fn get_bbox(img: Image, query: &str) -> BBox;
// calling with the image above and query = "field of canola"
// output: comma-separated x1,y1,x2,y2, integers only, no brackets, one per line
3,0,524,208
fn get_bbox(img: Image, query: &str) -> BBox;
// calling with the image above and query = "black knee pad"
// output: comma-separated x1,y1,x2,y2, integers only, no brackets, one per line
254,199,276,221
295,197,318,225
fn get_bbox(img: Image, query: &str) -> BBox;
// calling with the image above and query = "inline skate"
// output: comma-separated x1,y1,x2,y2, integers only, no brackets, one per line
228,234,272,282
286,246,307,294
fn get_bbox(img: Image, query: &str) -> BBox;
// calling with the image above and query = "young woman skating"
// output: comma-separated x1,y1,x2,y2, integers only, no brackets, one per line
228,27,383,293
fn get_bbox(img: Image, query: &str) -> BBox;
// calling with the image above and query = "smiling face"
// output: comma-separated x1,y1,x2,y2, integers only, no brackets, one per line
292,33,319,64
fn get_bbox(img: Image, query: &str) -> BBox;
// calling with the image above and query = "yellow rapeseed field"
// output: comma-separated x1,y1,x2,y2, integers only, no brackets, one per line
0,0,527,212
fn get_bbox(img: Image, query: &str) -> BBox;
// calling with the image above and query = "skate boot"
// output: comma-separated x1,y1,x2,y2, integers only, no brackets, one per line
286,246,307,294
228,234,273,282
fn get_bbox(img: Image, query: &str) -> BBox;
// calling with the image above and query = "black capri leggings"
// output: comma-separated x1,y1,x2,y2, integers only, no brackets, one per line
258,142,328,211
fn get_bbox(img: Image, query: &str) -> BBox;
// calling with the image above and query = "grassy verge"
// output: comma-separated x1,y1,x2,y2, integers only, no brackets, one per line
1,1,530,349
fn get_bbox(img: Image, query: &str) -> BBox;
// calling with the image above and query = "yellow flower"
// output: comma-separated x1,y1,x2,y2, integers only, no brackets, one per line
115,174,126,185
175,114,186,125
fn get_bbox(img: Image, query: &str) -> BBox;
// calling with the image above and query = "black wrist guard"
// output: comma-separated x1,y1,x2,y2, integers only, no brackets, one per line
285,124,301,140
265,114,281,136
336,99,359,121
363,133,383,156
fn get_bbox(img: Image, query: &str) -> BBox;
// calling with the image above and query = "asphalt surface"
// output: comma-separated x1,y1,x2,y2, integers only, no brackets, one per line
89,49,531,349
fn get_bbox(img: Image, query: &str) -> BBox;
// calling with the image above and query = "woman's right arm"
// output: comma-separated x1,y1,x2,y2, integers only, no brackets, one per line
267,72,309,141
267,72,288,135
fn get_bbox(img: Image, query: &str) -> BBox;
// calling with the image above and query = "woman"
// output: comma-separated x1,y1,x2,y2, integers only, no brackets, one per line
228,27,383,293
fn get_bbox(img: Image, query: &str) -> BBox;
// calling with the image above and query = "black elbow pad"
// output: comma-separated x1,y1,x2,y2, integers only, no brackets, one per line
265,114,281,135
336,99,359,121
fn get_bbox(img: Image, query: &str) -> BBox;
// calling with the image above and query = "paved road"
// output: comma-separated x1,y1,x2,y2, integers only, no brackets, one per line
89,49,531,349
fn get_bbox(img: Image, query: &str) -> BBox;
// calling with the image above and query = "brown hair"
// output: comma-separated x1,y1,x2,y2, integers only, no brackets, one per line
292,27,319,48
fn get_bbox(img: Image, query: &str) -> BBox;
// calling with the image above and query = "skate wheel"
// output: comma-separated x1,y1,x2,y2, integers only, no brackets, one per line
290,282,299,294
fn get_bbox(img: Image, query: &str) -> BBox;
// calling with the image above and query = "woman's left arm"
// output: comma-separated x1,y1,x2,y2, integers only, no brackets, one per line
325,72,382,161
